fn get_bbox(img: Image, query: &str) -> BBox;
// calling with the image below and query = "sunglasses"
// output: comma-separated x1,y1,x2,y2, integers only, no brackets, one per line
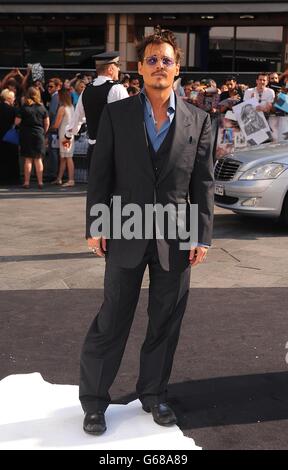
143,55,175,68
47,85,55,89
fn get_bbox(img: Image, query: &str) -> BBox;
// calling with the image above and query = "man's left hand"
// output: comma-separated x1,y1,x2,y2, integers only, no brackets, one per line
189,246,208,267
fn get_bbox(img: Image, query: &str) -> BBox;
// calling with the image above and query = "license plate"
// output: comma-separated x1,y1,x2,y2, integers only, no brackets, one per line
215,184,224,196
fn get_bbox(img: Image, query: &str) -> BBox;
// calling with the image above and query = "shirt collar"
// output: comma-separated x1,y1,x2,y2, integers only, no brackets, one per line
93,75,113,85
140,88,176,115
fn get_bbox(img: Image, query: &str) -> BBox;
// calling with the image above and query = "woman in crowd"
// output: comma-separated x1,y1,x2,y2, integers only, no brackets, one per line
52,88,75,187
0,88,20,185
71,79,86,107
15,86,49,189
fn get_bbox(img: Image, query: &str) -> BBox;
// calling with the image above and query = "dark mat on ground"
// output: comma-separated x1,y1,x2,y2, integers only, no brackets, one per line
1,288,288,450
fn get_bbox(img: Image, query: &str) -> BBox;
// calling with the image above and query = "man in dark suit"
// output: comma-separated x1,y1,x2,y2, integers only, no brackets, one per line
80,28,214,435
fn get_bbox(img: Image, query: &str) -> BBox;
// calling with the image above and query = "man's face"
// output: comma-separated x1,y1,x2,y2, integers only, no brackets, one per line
256,75,268,90
138,42,180,90
184,84,193,97
77,81,86,94
226,80,236,91
269,73,279,83
47,82,56,95
110,63,120,81
192,81,200,90
130,78,140,88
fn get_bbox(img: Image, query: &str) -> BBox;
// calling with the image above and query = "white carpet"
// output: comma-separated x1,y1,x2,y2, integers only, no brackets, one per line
0,373,200,450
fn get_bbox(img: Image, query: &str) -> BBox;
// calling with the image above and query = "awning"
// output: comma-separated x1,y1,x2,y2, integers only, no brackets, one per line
2,1,288,15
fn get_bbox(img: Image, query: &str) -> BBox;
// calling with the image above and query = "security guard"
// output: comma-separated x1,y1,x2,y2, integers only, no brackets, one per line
63,51,129,171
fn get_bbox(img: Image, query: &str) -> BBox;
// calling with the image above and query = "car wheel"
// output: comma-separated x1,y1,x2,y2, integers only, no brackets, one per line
281,192,288,225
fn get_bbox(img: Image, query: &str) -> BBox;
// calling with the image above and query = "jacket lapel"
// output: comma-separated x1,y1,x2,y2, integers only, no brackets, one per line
129,96,156,182
157,96,195,185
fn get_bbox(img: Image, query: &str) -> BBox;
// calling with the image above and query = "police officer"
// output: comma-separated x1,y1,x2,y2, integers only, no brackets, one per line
63,51,129,171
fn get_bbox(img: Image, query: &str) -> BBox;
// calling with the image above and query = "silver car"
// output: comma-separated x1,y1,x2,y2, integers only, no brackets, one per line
214,141,288,224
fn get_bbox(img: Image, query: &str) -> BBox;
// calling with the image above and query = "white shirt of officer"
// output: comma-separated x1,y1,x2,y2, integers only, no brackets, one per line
65,75,128,144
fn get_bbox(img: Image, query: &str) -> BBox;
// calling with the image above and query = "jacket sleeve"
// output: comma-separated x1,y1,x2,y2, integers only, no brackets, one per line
86,105,114,238
189,114,215,246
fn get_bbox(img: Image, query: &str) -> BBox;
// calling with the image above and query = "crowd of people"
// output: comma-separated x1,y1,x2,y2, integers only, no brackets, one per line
0,66,141,187
176,70,288,114
0,64,288,187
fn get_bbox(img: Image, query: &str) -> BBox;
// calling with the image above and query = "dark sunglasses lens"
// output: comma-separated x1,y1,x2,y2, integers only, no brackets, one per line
162,57,174,67
146,57,158,66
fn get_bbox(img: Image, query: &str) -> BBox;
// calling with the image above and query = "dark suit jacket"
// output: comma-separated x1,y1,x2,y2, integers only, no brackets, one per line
86,94,214,272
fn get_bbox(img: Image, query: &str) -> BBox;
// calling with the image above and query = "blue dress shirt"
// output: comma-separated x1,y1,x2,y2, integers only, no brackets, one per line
140,89,175,152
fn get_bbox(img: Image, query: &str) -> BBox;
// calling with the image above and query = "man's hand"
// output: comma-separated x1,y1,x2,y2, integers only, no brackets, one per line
256,103,272,113
62,138,72,149
88,237,107,258
189,246,208,267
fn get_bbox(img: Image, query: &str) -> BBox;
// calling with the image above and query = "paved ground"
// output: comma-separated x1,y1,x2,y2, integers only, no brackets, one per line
1,184,288,449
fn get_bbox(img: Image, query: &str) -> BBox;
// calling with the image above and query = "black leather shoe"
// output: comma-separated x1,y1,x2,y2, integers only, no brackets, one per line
83,411,107,435
142,403,177,426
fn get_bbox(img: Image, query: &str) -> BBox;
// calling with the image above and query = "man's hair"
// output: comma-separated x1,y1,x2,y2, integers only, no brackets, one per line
256,72,268,80
136,26,182,64
269,72,279,79
49,77,63,89
225,75,237,83
96,63,112,75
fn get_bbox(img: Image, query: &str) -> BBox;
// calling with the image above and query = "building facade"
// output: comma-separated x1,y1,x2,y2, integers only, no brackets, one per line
1,1,288,73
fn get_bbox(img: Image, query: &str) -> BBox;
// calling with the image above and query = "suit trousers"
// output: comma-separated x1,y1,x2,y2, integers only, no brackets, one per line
79,239,191,413
86,143,95,174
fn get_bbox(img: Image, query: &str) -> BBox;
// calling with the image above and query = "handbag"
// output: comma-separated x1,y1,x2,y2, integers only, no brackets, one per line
51,133,59,149
2,127,19,145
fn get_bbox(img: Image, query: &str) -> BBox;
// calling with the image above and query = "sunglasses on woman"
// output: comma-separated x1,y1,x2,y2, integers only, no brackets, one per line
143,55,175,68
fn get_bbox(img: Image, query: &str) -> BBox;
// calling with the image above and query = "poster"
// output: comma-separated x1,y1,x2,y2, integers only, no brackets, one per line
232,98,271,146
216,111,247,159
